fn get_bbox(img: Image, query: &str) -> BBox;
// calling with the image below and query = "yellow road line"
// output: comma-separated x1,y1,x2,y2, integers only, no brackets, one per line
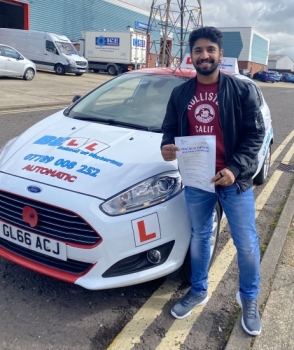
107,279,181,349
156,140,294,350
107,132,294,350
271,129,294,165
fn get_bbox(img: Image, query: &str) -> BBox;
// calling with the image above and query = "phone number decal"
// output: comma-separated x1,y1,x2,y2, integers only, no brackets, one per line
23,154,100,178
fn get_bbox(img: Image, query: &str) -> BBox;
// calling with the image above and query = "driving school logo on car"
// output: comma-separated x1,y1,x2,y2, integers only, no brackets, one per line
33,135,123,167
34,135,109,153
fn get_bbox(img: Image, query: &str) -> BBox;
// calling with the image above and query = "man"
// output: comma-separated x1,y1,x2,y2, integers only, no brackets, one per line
161,26,265,336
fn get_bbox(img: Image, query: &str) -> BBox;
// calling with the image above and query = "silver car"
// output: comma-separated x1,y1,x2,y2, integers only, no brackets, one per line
0,44,36,80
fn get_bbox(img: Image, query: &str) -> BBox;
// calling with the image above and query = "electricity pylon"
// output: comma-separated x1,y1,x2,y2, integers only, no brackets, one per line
146,0,203,67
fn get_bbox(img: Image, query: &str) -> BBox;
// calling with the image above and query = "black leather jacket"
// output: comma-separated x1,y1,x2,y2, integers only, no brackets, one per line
161,72,265,192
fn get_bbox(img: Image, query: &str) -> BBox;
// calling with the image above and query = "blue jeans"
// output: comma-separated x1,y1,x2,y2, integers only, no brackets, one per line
185,185,260,300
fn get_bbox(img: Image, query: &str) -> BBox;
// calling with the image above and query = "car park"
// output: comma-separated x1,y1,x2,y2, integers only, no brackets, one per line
253,70,275,83
0,44,36,80
0,66,273,290
281,72,294,83
238,69,251,78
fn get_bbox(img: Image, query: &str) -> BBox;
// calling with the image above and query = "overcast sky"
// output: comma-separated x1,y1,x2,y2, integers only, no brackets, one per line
124,0,294,61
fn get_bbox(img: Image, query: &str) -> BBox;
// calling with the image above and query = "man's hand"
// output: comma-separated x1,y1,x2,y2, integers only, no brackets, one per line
161,144,180,161
210,168,235,187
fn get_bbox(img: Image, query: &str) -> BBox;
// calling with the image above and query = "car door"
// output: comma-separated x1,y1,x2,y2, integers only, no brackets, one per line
43,40,59,70
2,46,24,76
0,45,8,75
255,71,261,79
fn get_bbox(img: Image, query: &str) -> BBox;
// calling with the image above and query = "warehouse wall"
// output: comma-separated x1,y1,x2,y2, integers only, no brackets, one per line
19,0,178,58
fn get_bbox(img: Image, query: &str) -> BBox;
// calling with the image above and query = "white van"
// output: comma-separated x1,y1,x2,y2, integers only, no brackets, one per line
0,28,88,76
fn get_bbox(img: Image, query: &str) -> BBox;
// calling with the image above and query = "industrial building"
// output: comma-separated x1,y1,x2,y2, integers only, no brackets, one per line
0,0,202,67
268,55,294,72
218,27,270,76
1,0,271,73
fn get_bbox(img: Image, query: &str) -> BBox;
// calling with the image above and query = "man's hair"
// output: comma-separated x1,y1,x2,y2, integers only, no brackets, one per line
189,26,223,52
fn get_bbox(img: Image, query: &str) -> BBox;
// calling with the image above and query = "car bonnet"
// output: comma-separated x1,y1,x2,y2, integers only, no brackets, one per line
0,115,175,199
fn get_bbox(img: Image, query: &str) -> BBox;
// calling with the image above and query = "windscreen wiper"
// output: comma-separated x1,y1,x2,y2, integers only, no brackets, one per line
73,116,115,123
72,115,161,131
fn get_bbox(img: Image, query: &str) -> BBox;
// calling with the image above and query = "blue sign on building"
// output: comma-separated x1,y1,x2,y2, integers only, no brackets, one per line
95,36,120,47
135,21,151,32
133,38,146,47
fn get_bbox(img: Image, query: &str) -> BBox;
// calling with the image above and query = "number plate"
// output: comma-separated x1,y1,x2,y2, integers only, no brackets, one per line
0,221,67,261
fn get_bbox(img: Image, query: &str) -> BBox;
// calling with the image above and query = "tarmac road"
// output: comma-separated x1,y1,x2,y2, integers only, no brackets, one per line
0,72,294,350
0,70,112,111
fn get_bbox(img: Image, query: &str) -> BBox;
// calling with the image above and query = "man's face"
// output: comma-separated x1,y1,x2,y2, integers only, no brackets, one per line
191,38,223,76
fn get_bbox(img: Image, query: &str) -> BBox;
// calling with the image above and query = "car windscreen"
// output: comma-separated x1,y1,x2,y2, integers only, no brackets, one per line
55,42,78,55
66,73,187,131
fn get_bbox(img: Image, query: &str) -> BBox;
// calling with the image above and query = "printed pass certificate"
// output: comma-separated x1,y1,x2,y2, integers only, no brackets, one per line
175,135,216,193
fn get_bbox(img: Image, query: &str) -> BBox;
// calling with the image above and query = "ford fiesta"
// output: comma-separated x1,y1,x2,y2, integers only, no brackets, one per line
0,65,273,290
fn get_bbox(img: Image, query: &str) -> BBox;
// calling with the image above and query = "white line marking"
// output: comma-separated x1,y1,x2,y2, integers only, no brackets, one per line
0,105,66,114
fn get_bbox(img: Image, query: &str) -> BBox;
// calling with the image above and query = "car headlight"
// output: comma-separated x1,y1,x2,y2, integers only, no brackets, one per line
66,58,76,66
0,137,18,162
101,171,183,215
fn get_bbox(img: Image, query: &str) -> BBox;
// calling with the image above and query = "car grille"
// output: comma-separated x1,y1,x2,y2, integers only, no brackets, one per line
0,191,100,246
76,61,87,67
0,237,92,274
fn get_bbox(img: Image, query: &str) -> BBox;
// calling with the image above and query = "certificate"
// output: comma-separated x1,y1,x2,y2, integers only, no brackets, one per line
175,135,216,193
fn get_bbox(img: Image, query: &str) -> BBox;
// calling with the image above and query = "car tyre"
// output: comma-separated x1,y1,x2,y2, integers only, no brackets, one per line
254,145,271,185
55,64,65,75
107,65,117,76
179,203,221,284
23,68,35,81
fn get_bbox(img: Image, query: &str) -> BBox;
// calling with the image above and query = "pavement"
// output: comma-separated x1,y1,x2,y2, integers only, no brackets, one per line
1,70,294,349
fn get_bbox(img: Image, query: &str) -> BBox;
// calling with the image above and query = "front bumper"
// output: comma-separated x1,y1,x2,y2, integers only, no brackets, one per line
65,65,87,74
0,173,191,290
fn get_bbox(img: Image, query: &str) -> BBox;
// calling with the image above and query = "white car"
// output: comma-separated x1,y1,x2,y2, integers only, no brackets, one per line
0,67,273,290
0,44,36,80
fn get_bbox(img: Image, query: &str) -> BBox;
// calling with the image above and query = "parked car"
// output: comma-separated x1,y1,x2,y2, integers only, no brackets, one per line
253,70,275,83
239,69,251,78
0,67,273,290
281,72,294,83
0,44,36,80
268,70,281,82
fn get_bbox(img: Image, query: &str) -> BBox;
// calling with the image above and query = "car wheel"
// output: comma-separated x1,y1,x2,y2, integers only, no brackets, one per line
23,68,35,81
254,145,271,185
55,64,65,75
179,203,221,284
107,65,117,76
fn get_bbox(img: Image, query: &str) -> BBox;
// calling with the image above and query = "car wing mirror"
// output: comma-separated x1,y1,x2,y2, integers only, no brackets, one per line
72,95,82,103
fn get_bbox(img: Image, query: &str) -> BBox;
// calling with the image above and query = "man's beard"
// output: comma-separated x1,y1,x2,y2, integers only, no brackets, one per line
194,59,219,76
